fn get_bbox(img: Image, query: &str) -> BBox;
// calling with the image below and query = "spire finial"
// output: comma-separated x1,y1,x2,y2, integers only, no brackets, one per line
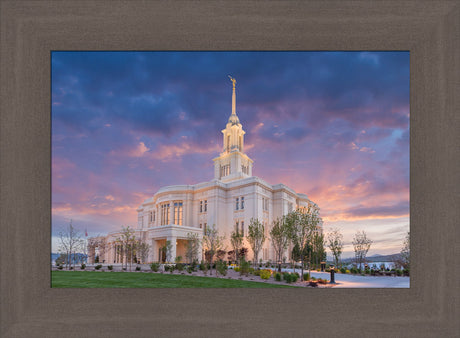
228,75,236,89
228,75,236,115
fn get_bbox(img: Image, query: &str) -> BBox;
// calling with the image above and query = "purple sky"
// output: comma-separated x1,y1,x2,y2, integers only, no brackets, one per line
52,51,409,257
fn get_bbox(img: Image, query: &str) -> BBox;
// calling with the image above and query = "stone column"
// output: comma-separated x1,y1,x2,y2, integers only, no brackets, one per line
167,236,177,263
197,237,203,263
150,239,157,262
170,203,174,225
88,245,96,264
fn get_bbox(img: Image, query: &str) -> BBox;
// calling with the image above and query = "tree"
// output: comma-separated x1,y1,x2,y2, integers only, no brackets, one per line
185,232,201,264
270,217,290,272
247,218,265,269
230,230,243,263
116,226,136,271
202,224,225,275
312,232,326,269
161,240,173,263
58,220,84,270
398,231,410,270
327,228,344,268
286,207,322,279
136,237,150,264
352,230,372,270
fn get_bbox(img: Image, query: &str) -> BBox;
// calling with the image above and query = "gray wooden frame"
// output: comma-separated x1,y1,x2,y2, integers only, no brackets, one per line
1,1,458,337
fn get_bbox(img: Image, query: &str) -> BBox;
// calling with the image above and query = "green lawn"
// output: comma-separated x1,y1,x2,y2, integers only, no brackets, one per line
51,271,296,288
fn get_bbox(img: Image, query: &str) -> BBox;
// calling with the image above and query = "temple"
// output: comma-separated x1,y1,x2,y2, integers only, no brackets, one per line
88,77,320,264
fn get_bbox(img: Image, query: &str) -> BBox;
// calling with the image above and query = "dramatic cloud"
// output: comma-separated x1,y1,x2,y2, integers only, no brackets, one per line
52,51,410,255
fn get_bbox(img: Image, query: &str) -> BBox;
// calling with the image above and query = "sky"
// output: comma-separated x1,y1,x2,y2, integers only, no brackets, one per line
52,51,410,258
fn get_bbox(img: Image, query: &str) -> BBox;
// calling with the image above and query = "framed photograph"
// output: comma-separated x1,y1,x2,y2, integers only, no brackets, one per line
1,1,458,337
51,51,410,289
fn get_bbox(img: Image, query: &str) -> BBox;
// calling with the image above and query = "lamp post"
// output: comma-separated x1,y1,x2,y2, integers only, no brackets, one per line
330,264,336,284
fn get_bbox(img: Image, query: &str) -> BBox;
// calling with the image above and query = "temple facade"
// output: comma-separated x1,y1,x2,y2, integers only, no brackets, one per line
88,77,320,264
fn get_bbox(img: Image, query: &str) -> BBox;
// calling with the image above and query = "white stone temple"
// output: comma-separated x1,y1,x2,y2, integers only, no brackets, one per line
89,77,320,264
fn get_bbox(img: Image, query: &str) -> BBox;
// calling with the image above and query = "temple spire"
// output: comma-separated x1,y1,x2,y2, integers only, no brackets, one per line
228,75,236,115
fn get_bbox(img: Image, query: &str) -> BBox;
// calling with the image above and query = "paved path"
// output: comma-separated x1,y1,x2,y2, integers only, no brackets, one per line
282,268,410,288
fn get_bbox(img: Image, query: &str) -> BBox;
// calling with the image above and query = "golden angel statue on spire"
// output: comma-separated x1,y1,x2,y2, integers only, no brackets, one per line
228,75,236,88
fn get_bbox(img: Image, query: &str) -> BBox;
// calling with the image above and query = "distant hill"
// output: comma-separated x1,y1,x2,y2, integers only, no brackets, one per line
340,253,401,264
51,252,87,262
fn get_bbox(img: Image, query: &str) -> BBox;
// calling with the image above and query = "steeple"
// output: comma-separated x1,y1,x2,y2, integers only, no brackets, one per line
213,76,253,182
227,75,240,125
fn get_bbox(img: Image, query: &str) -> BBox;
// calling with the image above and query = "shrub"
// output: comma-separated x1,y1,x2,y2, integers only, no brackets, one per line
396,269,402,276
309,281,318,287
169,265,175,273
135,266,141,271
187,266,193,274
260,269,271,280
164,265,170,272
176,263,184,272
303,273,310,281
69,267,73,270
57,265,63,270
80,264,86,270
108,265,113,270
340,267,346,274
239,259,250,276
291,273,299,283
253,269,261,276
150,263,160,272
216,260,228,276
283,272,291,283
95,264,102,270
317,278,328,284
249,267,255,275
199,261,208,275
191,260,198,271
122,267,126,271
346,269,351,274
274,272,282,281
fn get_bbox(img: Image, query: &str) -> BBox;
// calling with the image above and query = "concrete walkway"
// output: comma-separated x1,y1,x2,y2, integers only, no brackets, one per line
281,268,410,288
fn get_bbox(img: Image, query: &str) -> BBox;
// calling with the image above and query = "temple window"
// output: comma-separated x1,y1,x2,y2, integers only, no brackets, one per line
174,201,183,225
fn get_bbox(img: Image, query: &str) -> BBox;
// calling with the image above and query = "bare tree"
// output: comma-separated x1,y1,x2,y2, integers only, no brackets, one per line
185,232,201,263
230,230,243,263
327,228,344,268
286,207,322,279
395,231,410,270
58,220,84,270
161,240,173,263
116,226,136,271
352,230,373,270
270,217,290,272
202,224,225,275
247,218,265,269
136,235,150,264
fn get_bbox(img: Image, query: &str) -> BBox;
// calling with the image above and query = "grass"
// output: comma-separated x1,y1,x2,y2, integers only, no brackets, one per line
51,271,297,288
